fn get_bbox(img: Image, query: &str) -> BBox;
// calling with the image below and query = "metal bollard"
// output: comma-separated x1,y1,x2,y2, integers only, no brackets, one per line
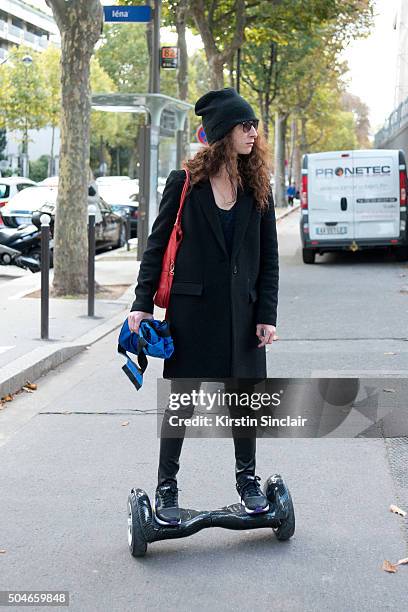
88,204,96,317
126,212,131,251
40,213,51,340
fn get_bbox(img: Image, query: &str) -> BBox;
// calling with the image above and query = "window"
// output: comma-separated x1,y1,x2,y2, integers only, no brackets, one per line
11,17,23,29
0,184,10,198
16,183,35,192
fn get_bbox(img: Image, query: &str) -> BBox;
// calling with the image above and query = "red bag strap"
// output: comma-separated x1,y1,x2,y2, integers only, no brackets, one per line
174,168,190,227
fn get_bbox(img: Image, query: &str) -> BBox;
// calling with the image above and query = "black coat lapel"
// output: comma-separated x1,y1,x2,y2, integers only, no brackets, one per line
231,188,253,261
197,180,228,257
196,180,253,260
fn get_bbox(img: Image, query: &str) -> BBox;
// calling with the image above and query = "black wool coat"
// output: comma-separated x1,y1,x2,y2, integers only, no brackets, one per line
130,169,279,379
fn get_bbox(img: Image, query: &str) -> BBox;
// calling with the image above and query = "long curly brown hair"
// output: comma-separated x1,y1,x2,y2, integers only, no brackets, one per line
183,127,272,213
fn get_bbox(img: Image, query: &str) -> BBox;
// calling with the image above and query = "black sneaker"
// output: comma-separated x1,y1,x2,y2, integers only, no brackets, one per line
154,481,181,526
236,475,269,514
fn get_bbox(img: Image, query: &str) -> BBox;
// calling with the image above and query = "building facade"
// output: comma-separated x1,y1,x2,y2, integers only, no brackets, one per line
395,0,408,107
0,0,60,176
0,0,58,60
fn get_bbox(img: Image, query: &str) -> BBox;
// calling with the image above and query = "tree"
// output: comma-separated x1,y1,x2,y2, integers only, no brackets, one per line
190,0,246,89
45,0,104,296
242,0,374,206
0,129,6,158
41,46,62,176
0,45,49,151
96,23,149,93
341,92,370,149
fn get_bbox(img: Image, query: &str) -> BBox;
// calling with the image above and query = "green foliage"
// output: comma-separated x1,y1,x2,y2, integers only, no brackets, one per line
41,46,61,129
0,45,49,140
0,129,6,156
29,154,50,182
97,23,149,93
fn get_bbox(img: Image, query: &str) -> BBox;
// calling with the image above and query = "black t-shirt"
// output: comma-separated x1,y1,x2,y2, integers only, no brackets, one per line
217,204,237,258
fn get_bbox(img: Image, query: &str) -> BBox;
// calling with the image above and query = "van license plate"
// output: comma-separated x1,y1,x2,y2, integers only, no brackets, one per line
316,226,347,235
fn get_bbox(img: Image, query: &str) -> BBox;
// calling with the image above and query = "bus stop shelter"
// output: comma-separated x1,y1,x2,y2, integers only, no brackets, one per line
91,93,193,257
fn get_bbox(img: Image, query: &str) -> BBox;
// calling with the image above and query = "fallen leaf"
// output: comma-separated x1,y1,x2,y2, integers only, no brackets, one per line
389,504,407,517
0,549,6,554
382,388,395,393
24,382,37,391
1,394,13,402
397,558,408,565
121,421,129,427
382,560,398,573
22,387,34,394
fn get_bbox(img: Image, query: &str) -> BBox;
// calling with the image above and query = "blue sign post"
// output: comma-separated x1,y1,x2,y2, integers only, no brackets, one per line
103,5,152,23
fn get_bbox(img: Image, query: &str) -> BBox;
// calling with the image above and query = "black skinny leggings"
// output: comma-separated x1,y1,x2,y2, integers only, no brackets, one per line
158,379,258,486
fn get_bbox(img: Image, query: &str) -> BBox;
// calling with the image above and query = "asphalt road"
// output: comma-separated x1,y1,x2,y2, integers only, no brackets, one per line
1,211,407,612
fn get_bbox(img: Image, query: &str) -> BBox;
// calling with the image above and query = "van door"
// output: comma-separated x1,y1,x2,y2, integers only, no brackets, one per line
352,151,399,239
307,152,354,240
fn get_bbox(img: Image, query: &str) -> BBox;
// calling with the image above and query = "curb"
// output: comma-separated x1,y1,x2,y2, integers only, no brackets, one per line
276,203,300,221
0,290,135,400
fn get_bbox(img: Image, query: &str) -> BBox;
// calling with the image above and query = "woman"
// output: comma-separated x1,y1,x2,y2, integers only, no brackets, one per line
128,88,279,525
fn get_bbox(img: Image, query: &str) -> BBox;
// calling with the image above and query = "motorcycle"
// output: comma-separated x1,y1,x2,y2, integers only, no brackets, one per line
0,222,49,273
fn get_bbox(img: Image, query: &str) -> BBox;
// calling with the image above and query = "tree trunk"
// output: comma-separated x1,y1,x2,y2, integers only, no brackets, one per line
175,0,188,101
46,0,103,296
174,0,189,163
228,54,235,88
49,125,55,177
116,147,120,175
288,116,297,185
208,54,225,89
274,110,288,208
292,141,301,194
191,0,245,91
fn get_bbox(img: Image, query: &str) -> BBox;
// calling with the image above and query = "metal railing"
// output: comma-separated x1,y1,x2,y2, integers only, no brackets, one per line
375,96,408,147
24,30,36,44
8,24,24,39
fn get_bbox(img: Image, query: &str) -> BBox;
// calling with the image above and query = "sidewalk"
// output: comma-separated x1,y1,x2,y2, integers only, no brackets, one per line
0,204,299,400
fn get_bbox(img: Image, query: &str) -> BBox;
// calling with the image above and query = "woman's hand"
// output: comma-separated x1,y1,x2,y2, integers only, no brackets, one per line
128,311,154,334
256,323,278,348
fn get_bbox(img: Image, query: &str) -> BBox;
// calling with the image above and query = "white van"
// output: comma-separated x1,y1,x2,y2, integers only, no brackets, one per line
300,149,408,263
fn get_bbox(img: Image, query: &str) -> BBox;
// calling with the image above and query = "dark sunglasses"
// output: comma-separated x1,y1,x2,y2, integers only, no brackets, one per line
240,119,259,133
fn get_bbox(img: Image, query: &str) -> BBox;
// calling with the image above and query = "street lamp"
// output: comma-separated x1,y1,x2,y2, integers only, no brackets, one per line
0,51,32,66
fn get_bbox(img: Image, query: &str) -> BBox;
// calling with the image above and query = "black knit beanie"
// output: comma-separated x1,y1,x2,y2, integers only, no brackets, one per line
195,87,257,144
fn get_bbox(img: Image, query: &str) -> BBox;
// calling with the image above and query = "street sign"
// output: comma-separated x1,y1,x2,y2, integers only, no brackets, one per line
196,125,208,145
161,46,178,69
103,5,152,23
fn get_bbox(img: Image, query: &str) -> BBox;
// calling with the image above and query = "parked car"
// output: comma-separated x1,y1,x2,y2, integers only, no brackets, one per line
96,175,133,185
0,187,126,264
38,176,59,188
97,180,138,237
32,198,126,257
0,177,37,224
300,148,408,263
0,186,56,228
